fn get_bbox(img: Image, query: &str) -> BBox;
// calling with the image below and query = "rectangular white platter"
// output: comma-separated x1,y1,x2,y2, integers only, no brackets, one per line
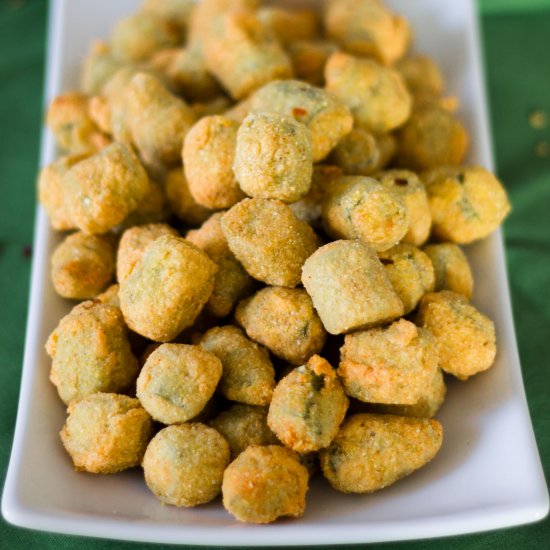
2,0,549,545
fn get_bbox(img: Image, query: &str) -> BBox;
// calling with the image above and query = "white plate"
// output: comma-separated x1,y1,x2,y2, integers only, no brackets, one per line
2,0,548,545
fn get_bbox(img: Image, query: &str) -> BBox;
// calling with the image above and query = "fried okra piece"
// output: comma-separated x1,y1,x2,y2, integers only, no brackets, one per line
257,7,321,45
287,40,338,87
396,102,468,170
324,0,410,65
46,92,109,155
136,344,222,424
423,243,474,299
268,355,349,453
329,128,381,176
96,283,120,307
200,326,275,406
120,180,171,228
209,404,278,459
236,287,327,366
51,232,115,299
165,168,211,226
110,12,181,63
46,301,139,404
422,165,511,244
141,0,195,31
222,445,308,524
202,10,292,100
81,41,124,95
234,112,313,203
183,115,245,209
61,393,153,474
395,55,444,102
325,52,412,133
221,198,318,287
320,413,443,493
190,96,232,119
120,235,217,342
301,240,404,335
116,223,179,283
416,291,496,380
338,319,438,405
143,423,230,507
186,213,255,317
378,244,435,314
250,80,353,162
61,142,150,234
322,176,409,252
377,169,432,247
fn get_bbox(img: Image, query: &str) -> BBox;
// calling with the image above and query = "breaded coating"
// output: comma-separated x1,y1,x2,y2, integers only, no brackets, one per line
120,180,171,228
329,128,381,176
60,393,153,474
51,231,115,299
287,40,338,87
378,244,435,314
143,423,230,507
324,0,410,65
81,41,124,95
186,213,255,317
416,291,496,380
117,223,179,283
190,96,232,119
325,53,411,133
96,283,120,307
200,326,275,406
322,176,409,252
223,95,254,123
377,169,432,247
396,102,468,171
110,12,181,63
209,404,278,459
268,355,349,453
183,115,245,209
320,413,443,493
257,7,321,45
234,112,313,203
235,287,327,366
119,235,217,342
46,301,138,404
165,167,212,226
222,445,308,523
250,80,353,162
376,133,397,169
338,319,439,405
202,10,292,100
61,142,150,234
136,343,222,424
301,240,404,335
423,243,474,299
46,92,109,154
422,165,511,244
141,0,195,31
395,55,444,102
221,198,318,287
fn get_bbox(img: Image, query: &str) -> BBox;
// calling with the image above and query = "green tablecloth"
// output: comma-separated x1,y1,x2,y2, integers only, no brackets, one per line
0,0,548,548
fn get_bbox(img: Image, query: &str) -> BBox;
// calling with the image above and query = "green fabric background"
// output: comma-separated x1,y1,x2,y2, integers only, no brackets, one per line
0,0,548,548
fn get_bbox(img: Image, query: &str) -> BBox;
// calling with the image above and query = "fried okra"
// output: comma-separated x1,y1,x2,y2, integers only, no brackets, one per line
378,244,435,314
120,180,170,228
330,128,382,176
234,112,313,203
416,291,496,380
322,176,409,252
257,7,321,45
301,240,404,335
377,169,432,246
61,142,150,234
395,55,444,102
96,283,120,307
51,231,115,299
249,80,353,162
119,235,217,342
46,301,138,404
61,393,153,474
183,115,245,209
200,326,275,406
324,0,410,65
320,413,443,493
209,403,278,459
235,287,327,366
268,355,348,453
137,343,222,424
222,445,308,523
325,52,412,133
81,41,124,95
116,223,179,283
338,319,439,405
423,243,474,299
140,0,195,31
287,40,338,87
143,423,230,507
165,167,211,226
221,198,318,287
422,165,511,244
